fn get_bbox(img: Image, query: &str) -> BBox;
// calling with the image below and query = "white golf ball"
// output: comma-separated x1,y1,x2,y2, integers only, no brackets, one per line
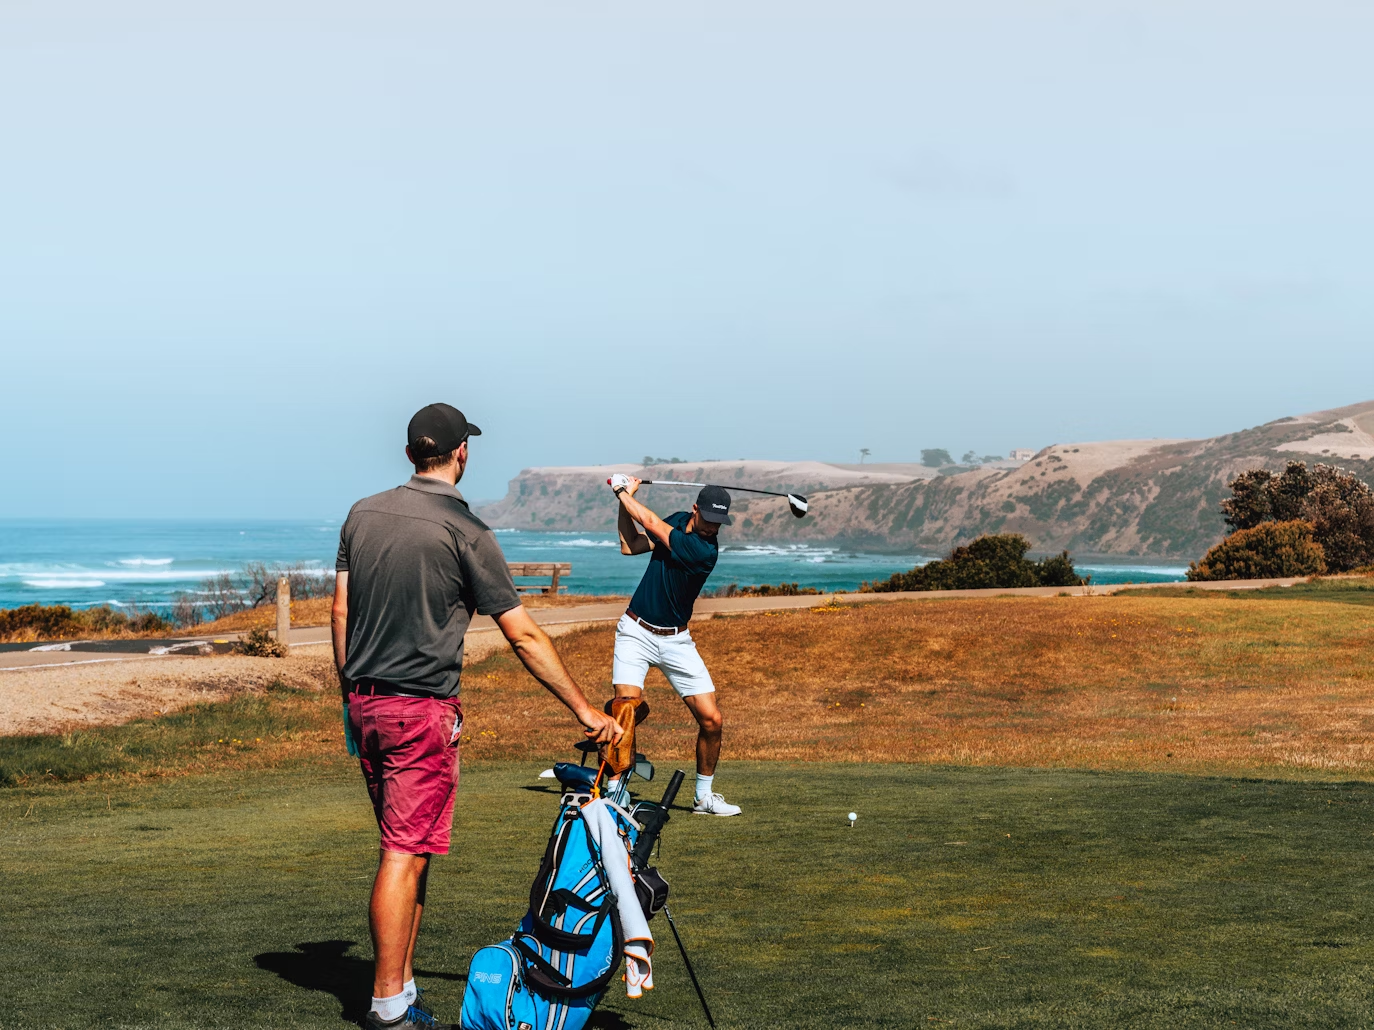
848,812,858,821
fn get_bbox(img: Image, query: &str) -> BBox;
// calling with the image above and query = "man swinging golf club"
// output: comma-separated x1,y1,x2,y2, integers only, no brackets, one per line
609,474,741,817
334,403,621,1030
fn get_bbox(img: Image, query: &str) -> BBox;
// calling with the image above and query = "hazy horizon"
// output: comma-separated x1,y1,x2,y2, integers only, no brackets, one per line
3,1,1371,518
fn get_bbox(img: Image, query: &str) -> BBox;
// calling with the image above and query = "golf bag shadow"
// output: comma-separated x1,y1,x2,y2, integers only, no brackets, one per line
461,799,645,1030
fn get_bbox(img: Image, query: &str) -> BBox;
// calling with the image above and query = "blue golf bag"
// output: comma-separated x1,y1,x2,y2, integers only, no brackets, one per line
461,767,675,1030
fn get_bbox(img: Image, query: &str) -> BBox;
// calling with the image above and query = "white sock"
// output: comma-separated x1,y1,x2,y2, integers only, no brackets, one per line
371,990,408,1023
403,979,417,1005
695,774,714,802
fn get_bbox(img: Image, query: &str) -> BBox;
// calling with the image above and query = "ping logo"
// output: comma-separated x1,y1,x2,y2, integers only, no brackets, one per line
472,971,504,984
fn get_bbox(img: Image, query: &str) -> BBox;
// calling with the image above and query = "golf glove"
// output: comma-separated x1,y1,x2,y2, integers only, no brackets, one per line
609,473,632,494
343,701,360,757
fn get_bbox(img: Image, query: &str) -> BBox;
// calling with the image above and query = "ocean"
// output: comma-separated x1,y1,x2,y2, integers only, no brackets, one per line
0,519,1188,612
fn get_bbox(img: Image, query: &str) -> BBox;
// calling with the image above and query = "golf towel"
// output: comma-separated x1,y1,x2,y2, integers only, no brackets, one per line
581,798,654,995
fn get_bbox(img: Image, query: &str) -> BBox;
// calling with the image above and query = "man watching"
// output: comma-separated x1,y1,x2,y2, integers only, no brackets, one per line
333,403,620,1030
609,474,741,817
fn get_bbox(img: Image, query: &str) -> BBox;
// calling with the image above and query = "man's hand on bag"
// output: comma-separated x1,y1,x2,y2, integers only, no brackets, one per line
580,706,624,745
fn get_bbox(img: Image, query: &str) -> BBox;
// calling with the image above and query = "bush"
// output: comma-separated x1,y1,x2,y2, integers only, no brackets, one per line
0,604,174,643
1221,462,1374,572
176,563,336,628
864,534,1084,592
234,626,289,658
708,582,822,598
1186,520,1327,581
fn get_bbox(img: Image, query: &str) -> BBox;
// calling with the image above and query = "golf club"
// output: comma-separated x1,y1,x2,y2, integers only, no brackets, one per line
607,478,808,518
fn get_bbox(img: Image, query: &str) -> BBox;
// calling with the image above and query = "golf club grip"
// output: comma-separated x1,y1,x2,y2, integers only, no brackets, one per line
631,769,685,868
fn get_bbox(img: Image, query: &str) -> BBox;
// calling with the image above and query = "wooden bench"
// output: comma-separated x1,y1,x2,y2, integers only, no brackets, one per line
508,562,572,594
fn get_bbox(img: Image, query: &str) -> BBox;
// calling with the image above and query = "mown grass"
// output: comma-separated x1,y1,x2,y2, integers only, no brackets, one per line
4,762,1374,1028
1119,575,1374,607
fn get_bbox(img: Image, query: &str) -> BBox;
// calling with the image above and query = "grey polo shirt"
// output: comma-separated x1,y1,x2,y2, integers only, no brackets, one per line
336,475,521,698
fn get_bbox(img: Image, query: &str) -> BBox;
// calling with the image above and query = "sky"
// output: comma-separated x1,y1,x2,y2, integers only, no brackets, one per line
2,0,1371,517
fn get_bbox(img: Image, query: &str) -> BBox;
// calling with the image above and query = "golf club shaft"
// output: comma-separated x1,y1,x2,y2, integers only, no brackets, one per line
631,769,684,869
641,480,797,501
664,903,716,1029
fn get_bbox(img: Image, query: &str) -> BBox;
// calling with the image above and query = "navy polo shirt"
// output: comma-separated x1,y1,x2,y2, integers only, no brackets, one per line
628,511,718,628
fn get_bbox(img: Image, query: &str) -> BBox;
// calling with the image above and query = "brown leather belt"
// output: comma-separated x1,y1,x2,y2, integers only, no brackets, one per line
351,679,431,698
626,608,687,636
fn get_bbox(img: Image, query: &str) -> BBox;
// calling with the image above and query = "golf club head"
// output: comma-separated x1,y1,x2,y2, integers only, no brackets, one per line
787,494,808,518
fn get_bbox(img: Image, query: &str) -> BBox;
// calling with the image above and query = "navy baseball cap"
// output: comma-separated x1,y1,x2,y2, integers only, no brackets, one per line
696,485,732,525
407,403,481,458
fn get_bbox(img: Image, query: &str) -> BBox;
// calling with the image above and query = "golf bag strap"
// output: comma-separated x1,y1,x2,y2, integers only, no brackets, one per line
514,917,624,1000
513,937,572,987
528,808,614,950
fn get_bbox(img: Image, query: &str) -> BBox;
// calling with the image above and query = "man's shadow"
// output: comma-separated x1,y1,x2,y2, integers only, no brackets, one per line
254,940,465,1026
255,941,644,1028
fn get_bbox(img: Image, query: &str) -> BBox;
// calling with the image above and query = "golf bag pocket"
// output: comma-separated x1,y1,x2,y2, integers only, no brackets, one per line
460,942,538,1030
460,939,601,1030
634,865,669,919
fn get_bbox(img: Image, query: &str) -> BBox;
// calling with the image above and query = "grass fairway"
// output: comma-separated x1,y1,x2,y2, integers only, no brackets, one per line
5,761,1374,1029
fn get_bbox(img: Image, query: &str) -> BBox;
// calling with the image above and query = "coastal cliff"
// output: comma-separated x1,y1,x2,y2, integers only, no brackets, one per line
477,401,1374,560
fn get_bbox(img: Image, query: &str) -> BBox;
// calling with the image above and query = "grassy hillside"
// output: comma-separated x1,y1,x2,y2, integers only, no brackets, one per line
478,401,1374,560
731,404,1374,558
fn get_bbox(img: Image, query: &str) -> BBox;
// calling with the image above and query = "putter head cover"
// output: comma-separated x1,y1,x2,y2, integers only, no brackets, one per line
609,473,632,493
601,697,640,775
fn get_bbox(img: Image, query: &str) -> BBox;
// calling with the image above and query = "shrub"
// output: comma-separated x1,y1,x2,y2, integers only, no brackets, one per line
177,563,337,628
1221,462,1374,571
0,604,173,643
708,582,822,598
864,534,1084,592
1186,520,1327,581
234,626,289,658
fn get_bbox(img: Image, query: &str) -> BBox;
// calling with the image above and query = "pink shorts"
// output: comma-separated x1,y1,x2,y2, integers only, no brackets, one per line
349,693,463,855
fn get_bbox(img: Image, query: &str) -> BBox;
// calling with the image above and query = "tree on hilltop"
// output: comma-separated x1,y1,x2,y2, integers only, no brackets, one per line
921,448,953,467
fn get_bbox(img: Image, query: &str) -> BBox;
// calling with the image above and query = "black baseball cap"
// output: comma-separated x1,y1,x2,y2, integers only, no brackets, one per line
407,403,481,458
696,485,732,525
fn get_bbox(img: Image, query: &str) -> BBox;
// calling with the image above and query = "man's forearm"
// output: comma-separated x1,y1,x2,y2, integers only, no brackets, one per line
495,608,596,718
617,502,651,554
331,573,350,701
332,616,349,701
618,493,670,546
508,626,596,717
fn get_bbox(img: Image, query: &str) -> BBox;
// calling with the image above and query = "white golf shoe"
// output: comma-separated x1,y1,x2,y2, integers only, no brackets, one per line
692,792,742,817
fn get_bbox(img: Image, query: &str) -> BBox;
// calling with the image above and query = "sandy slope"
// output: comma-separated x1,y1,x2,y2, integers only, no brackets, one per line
481,400,1374,558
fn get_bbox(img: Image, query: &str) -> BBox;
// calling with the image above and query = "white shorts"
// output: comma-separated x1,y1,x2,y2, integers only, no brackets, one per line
612,614,716,698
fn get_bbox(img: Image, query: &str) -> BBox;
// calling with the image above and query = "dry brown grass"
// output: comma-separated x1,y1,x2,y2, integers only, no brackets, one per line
456,594,1374,779
518,593,629,609
188,594,629,635
191,598,335,635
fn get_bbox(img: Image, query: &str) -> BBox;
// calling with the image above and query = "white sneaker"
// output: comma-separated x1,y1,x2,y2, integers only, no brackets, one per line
692,792,741,817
